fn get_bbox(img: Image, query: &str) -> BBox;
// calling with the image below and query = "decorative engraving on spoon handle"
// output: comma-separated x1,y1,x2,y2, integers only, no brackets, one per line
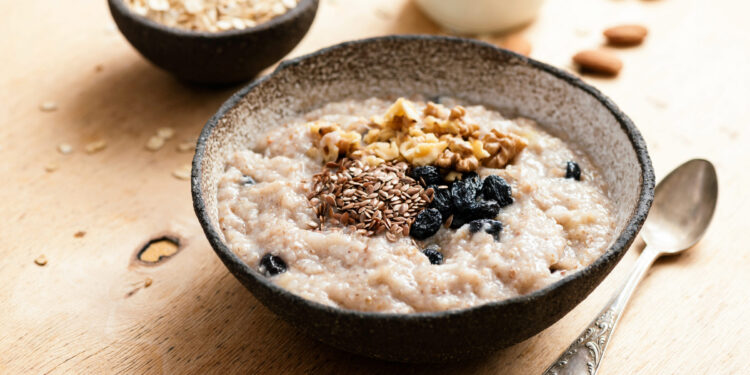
542,246,660,375
542,306,618,375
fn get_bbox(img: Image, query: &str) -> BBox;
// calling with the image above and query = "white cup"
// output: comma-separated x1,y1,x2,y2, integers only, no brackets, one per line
416,0,545,34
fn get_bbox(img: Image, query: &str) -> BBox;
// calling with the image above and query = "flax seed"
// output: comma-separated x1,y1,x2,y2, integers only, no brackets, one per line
308,158,433,241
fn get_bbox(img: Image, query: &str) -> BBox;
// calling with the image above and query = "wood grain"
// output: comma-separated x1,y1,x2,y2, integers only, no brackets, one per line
2,0,749,373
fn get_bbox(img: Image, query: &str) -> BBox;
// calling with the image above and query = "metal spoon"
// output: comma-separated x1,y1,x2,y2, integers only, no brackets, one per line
543,159,718,375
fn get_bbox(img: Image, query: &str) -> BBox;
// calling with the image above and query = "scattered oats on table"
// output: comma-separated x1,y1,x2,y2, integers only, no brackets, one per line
176,141,194,152
39,101,58,112
57,143,73,155
44,163,59,172
172,163,192,180
34,254,47,266
146,135,166,151
157,127,175,139
85,140,107,154
124,0,300,32
146,127,176,151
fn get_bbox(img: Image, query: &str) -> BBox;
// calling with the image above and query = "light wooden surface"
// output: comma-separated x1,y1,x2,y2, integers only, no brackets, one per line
2,0,749,373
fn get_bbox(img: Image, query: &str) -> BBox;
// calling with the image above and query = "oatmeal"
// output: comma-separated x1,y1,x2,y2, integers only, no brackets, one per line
217,97,615,313
125,0,299,32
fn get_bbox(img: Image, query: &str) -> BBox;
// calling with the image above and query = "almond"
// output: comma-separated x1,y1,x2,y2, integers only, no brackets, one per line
604,24,648,46
572,49,623,76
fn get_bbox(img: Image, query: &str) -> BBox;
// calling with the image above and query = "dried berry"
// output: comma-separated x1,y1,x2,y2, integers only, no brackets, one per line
565,161,581,181
428,185,453,219
449,198,500,229
469,219,503,240
410,166,441,186
422,244,444,265
462,172,482,191
450,175,481,213
260,253,287,276
469,200,501,221
242,175,256,185
411,208,443,240
448,214,469,229
481,175,513,207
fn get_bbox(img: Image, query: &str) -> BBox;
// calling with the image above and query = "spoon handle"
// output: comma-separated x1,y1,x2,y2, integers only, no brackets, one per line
542,246,661,375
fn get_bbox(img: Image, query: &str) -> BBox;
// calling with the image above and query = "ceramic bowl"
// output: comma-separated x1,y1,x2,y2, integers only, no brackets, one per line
415,0,545,34
108,0,318,84
191,35,654,362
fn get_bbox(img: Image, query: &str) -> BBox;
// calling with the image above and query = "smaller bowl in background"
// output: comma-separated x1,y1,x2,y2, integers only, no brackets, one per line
108,0,319,84
416,0,544,34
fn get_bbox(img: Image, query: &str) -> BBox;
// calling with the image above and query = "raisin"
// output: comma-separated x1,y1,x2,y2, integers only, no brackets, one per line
481,175,513,207
449,200,500,229
469,219,503,240
422,244,444,265
565,161,581,181
410,208,443,240
468,200,501,220
462,172,482,191
450,176,480,213
260,253,287,276
449,214,470,229
428,185,453,219
410,166,442,186
241,175,256,185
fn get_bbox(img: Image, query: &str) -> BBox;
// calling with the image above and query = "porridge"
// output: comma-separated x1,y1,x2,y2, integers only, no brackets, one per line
217,97,615,313
125,0,299,32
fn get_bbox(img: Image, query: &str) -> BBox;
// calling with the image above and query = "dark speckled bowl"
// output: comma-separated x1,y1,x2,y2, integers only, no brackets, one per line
108,0,318,84
191,36,654,363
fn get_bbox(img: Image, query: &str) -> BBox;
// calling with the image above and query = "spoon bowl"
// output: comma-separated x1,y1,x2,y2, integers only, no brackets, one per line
641,159,718,253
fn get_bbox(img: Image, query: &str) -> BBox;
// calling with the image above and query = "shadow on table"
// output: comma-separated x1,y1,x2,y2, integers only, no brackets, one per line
149,255,542,374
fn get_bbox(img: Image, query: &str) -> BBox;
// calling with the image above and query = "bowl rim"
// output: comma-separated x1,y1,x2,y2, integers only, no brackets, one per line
108,0,318,38
191,34,655,320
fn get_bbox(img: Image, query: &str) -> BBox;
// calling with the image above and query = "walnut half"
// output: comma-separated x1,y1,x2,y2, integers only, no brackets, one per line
482,130,528,168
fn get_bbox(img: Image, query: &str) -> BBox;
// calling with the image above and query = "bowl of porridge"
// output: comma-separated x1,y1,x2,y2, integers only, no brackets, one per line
192,36,654,362
108,0,318,83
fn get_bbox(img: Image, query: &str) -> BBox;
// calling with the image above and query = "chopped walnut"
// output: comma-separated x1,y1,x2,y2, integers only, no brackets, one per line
366,141,399,161
423,102,449,119
456,156,479,172
306,98,529,173
381,98,420,130
482,129,528,168
483,140,501,155
471,140,490,159
309,121,361,162
335,130,361,155
449,106,466,120
435,149,459,169
447,137,473,154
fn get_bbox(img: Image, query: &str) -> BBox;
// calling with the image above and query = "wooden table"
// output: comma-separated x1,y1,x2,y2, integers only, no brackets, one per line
2,0,748,373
